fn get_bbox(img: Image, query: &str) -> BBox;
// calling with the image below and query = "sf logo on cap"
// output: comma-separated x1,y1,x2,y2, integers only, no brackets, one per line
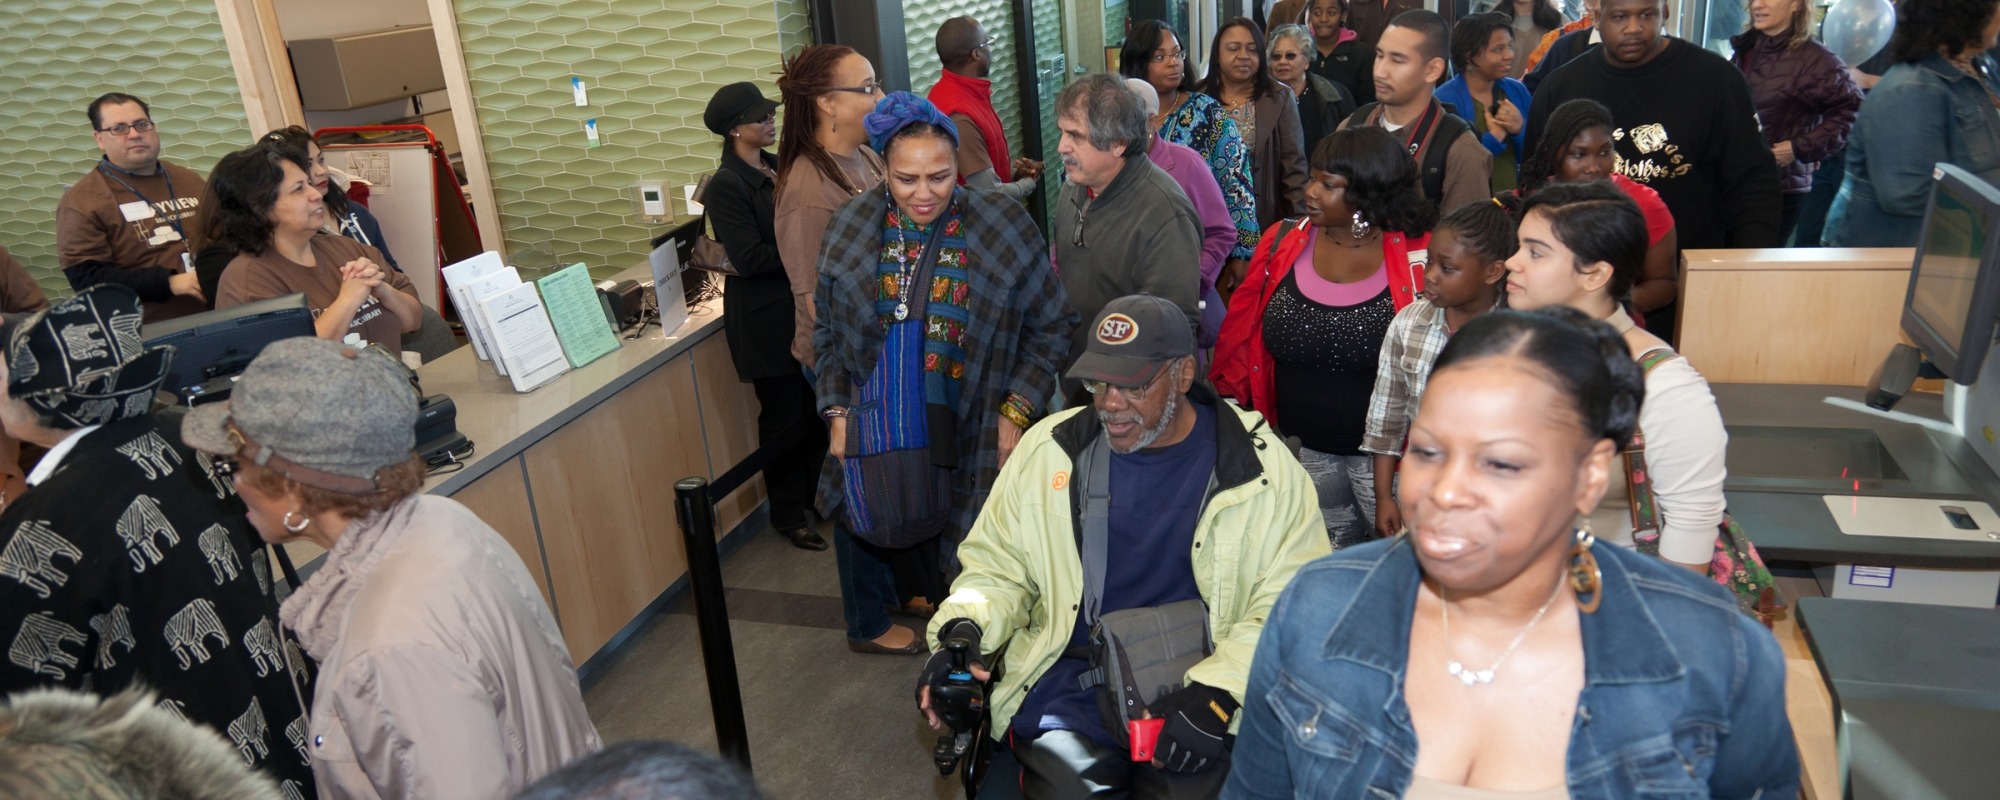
1096,313,1138,345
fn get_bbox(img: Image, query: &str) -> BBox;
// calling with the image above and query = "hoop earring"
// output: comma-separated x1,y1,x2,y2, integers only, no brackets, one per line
1350,211,1372,239
282,510,310,534
1569,524,1602,614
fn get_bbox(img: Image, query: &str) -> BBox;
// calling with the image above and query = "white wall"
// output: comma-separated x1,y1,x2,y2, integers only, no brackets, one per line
272,0,427,40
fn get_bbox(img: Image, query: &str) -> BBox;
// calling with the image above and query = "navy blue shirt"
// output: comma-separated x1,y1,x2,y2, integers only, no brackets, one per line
1011,400,1216,746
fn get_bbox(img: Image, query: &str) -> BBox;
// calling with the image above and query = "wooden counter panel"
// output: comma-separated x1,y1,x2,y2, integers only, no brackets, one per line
1679,266,1911,386
448,456,552,612
523,360,703,662
689,334,769,537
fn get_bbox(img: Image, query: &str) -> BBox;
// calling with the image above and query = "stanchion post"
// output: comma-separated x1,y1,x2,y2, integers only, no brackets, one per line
672,476,752,771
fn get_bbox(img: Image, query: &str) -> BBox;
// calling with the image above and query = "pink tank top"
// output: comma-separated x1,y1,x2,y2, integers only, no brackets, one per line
1292,233,1389,307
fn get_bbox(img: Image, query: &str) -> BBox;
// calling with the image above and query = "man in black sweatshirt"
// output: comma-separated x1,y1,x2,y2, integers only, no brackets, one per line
1525,0,1780,337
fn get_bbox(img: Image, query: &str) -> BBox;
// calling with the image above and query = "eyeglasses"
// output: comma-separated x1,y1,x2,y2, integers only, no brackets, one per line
827,81,884,96
1083,362,1177,402
1271,51,1306,61
97,119,156,136
980,36,997,49
1150,49,1186,64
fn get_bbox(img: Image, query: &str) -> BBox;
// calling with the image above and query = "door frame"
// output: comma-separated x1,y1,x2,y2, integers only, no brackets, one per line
212,0,506,255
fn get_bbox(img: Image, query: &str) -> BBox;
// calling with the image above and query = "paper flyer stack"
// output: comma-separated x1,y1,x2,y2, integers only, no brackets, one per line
441,253,621,393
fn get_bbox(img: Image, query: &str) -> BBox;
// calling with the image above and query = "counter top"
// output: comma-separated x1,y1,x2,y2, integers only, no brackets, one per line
1714,384,2000,568
418,297,726,496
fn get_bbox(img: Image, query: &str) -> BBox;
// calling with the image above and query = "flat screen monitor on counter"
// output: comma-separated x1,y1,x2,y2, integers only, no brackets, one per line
143,293,314,405
1906,164,2000,384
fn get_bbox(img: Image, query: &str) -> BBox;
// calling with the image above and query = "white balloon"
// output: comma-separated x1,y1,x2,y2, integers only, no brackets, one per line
1823,0,1898,67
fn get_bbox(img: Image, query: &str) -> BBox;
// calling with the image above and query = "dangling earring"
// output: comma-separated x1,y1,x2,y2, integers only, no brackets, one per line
1569,521,1602,613
1350,210,1372,239
283,510,310,534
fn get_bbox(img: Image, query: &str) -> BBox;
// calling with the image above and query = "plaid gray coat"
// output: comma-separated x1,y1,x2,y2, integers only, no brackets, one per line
811,187,1077,550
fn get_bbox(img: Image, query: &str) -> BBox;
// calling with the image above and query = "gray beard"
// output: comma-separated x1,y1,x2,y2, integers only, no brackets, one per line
1099,389,1179,454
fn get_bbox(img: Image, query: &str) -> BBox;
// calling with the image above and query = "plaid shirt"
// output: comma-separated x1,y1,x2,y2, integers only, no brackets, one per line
1361,298,1451,457
813,187,1078,540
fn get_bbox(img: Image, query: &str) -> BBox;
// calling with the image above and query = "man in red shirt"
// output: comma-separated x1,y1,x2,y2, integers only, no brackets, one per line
926,16,1042,201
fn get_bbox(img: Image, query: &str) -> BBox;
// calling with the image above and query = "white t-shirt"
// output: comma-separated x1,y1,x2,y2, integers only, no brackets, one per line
1590,308,1728,565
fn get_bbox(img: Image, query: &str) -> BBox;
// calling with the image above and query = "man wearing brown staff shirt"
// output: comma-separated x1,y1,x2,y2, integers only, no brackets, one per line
55,92,209,321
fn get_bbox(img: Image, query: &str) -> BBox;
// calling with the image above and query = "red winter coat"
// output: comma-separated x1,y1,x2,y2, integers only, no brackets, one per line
1210,218,1427,430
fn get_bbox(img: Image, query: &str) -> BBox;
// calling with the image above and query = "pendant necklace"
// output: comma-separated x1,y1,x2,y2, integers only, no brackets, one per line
892,223,921,321
1438,574,1565,687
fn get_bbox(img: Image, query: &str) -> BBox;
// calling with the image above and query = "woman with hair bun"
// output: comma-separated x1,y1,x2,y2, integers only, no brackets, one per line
1227,306,1798,799
1212,126,1437,549
1503,181,1727,572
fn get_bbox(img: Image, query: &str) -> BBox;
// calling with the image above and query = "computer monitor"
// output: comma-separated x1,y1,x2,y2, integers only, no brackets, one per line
142,293,314,402
1904,164,2000,384
651,217,707,307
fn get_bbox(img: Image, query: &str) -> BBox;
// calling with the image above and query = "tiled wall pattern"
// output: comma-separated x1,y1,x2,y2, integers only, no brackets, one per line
452,0,801,277
0,0,251,299
902,1,1024,158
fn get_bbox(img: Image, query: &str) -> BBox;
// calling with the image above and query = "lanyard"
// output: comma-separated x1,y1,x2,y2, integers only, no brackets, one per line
97,157,186,241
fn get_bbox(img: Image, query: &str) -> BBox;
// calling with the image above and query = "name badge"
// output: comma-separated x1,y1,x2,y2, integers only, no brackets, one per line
119,200,156,222
146,225,182,246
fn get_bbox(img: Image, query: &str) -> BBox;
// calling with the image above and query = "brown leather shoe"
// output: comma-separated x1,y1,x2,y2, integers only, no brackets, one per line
779,524,828,551
846,624,925,655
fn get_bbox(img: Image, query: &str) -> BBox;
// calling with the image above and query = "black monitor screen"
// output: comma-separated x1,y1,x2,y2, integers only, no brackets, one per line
1912,188,1982,354
143,294,315,398
1904,164,2000,384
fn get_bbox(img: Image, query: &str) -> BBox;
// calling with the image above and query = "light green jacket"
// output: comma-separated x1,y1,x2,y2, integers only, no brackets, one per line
928,390,1330,736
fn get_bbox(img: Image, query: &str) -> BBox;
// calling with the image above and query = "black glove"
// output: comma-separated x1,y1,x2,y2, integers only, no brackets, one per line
915,618,985,707
1148,683,1238,773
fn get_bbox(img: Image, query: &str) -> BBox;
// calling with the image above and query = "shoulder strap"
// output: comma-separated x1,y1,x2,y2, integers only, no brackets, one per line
1420,113,1468,204
1077,430,1220,629
1079,435,1112,626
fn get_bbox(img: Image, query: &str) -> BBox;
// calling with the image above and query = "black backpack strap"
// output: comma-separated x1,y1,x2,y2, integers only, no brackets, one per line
1419,112,1469,206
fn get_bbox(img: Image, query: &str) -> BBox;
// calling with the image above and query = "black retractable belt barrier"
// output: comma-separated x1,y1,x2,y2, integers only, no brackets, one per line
670,417,813,773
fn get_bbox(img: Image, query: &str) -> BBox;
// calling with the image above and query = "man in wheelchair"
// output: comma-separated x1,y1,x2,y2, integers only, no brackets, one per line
916,296,1328,798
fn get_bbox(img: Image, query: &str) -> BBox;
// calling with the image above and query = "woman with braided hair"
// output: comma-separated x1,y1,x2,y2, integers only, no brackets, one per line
1503,98,1678,326
1361,199,1513,539
774,44,885,371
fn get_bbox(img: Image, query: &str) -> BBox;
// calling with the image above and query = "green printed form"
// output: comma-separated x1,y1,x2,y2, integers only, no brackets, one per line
535,262,621,368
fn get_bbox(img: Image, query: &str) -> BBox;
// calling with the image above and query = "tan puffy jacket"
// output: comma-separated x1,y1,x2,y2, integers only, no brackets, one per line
282,496,601,799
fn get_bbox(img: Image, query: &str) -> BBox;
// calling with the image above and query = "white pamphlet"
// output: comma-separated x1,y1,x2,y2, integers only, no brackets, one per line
477,282,570,392
441,252,505,362
460,268,525,376
648,238,691,335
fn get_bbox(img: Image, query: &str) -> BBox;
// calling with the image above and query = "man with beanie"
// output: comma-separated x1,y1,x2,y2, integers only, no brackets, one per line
0,285,317,796
927,16,1043,200
916,295,1327,798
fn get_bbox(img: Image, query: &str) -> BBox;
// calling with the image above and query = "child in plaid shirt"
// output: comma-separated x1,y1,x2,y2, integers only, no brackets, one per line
1361,200,1512,537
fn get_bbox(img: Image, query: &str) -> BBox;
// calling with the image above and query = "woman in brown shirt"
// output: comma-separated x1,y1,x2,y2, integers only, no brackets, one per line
774,44,886,370
206,141,421,350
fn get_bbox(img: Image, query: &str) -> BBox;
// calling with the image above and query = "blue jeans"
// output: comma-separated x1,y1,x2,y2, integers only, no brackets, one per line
833,523,898,642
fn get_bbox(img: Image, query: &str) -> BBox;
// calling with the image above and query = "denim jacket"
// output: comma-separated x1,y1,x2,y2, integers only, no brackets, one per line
1826,54,2000,247
1223,537,1798,799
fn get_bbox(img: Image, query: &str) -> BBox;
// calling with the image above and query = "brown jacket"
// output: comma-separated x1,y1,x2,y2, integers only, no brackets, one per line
282,496,601,799
773,148,883,369
55,160,209,321
1250,87,1311,231
0,244,50,314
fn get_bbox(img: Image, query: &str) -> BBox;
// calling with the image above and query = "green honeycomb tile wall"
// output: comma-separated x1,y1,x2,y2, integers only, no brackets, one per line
903,0,1023,158
0,0,251,299
455,0,809,278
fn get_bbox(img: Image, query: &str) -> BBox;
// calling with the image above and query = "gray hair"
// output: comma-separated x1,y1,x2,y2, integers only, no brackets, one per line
1056,73,1152,157
1122,77,1160,117
1269,23,1314,57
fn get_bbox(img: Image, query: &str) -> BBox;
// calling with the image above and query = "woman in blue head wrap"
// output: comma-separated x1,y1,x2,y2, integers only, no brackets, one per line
811,92,1078,650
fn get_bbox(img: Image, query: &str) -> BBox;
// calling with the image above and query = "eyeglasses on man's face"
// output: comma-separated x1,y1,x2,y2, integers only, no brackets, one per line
1083,364,1175,403
98,119,156,136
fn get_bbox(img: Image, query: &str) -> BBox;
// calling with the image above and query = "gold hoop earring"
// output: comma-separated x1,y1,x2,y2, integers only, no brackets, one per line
1569,523,1602,613
283,510,310,534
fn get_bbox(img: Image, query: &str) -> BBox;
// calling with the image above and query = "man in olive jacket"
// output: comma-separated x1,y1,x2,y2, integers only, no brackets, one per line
917,295,1328,797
